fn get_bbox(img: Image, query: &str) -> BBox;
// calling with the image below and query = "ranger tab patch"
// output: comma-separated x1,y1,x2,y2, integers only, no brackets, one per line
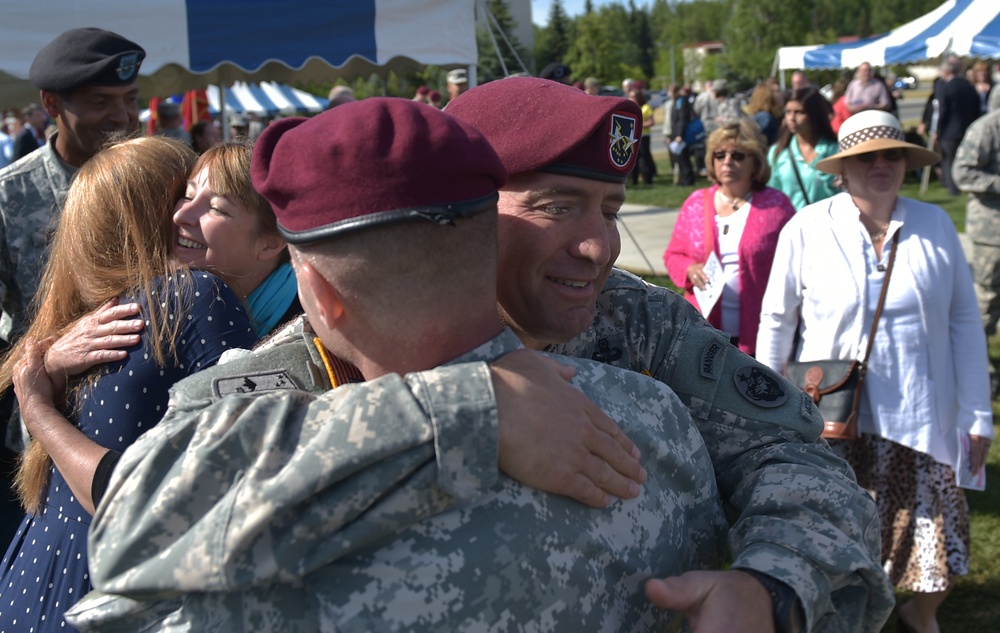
733,365,788,408
700,340,723,379
608,112,638,169
214,370,296,397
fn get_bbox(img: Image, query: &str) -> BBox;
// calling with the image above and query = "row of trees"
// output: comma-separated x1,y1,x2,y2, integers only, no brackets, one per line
485,0,945,89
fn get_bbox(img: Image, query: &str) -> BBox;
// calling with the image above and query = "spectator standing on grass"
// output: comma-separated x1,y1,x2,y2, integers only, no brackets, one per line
665,119,795,357
934,57,982,196
844,62,891,115
758,110,993,633
971,61,993,116
670,84,696,186
745,83,782,146
629,87,656,185
767,87,840,211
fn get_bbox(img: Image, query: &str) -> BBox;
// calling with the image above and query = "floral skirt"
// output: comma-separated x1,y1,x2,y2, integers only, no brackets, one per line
829,434,970,593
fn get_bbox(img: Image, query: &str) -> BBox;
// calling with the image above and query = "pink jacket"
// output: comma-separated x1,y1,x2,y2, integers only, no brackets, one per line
663,184,795,356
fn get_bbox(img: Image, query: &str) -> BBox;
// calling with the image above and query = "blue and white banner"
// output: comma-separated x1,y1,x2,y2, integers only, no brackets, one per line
0,0,476,104
776,0,1000,70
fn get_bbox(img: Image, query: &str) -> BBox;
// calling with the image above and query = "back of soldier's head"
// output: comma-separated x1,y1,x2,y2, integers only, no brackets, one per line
251,98,508,322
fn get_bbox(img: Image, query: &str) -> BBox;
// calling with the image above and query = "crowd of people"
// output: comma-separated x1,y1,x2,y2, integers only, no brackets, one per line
0,24,993,633
652,59,996,633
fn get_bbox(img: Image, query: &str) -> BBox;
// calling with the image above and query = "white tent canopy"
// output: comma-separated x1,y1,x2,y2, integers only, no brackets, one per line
206,82,328,116
0,0,477,107
775,0,1000,71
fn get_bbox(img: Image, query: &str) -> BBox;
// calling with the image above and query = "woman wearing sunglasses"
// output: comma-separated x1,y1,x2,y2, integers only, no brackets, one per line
664,119,795,356
757,110,993,633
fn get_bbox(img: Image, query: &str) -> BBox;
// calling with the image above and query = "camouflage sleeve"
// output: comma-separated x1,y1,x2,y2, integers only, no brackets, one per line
648,303,892,631
952,116,1000,195
88,363,498,598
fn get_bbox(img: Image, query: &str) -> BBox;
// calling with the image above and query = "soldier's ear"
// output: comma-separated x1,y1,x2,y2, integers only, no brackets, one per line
296,259,345,331
40,91,60,119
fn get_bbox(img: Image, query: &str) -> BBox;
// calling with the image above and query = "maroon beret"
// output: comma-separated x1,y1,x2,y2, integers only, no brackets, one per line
446,77,641,183
252,98,508,244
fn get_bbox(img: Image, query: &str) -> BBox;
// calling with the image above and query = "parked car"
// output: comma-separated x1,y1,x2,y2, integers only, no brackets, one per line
894,76,919,90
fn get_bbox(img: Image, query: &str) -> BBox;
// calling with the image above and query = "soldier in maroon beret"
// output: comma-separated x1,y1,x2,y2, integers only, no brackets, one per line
69,97,738,631
446,76,892,632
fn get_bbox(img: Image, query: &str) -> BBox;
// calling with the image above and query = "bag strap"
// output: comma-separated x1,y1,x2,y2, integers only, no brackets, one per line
787,145,811,207
702,188,715,262
860,230,900,366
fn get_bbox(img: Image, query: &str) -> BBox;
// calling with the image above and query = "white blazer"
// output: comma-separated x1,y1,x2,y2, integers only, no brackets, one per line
757,192,993,469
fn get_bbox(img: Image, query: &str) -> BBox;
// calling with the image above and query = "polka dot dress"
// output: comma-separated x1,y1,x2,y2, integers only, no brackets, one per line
0,272,256,632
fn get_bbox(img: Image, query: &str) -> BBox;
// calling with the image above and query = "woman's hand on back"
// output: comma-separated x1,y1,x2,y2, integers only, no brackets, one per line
43,298,143,394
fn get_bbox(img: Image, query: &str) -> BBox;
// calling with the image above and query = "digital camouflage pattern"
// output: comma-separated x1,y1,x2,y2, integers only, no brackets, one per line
70,271,892,632
953,109,1000,334
0,136,76,341
69,328,727,631
547,270,892,632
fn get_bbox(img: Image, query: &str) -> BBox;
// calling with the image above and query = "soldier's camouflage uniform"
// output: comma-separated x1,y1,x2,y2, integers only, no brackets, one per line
953,109,1000,336
0,135,75,341
68,270,893,632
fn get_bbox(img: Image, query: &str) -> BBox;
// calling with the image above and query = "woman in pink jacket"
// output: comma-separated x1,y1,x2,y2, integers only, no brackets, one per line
664,119,795,356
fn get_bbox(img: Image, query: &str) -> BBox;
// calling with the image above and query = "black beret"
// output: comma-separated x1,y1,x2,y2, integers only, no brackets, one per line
30,28,145,94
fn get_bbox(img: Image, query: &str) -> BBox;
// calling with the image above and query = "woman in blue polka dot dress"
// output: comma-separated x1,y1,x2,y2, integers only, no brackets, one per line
0,138,269,632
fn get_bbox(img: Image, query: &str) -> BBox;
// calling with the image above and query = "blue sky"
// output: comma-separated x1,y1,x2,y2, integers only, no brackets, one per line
532,0,622,26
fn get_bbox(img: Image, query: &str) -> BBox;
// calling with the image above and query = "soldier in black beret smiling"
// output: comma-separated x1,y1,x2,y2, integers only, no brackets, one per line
0,27,145,341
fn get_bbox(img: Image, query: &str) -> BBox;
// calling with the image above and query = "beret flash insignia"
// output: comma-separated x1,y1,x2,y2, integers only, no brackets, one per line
116,52,141,81
608,112,638,170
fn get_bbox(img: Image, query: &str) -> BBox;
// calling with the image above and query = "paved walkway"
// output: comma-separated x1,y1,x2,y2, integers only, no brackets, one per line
616,203,676,277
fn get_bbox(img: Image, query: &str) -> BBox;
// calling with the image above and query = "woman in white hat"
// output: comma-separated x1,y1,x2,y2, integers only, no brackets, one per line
756,110,993,633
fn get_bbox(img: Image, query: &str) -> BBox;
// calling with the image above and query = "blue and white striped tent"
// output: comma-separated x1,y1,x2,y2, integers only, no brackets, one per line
775,0,1000,71
0,0,476,107
207,82,328,116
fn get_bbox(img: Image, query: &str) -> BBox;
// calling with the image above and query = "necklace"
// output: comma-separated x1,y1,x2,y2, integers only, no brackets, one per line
866,222,889,243
717,189,751,212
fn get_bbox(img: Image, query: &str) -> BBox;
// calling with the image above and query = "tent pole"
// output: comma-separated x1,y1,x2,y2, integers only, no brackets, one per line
221,85,230,142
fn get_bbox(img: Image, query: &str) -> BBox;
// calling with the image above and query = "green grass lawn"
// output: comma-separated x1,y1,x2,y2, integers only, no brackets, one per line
634,157,1000,632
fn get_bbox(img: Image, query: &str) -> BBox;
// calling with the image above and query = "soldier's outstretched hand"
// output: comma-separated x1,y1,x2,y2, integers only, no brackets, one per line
645,571,777,633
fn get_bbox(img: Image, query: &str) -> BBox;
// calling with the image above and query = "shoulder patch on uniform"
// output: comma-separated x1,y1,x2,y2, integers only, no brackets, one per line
213,370,296,397
592,337,623,364
700,340,723,379
733,365,788,408
800,391,816,421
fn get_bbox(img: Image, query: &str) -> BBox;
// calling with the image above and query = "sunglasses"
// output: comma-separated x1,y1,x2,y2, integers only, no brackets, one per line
855,149,906,163
712,150,747,162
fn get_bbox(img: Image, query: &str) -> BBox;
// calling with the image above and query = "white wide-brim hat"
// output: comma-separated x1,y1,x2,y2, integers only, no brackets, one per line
816,110,940,175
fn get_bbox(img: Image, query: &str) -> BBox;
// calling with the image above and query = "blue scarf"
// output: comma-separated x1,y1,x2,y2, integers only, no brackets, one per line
246,262,297,337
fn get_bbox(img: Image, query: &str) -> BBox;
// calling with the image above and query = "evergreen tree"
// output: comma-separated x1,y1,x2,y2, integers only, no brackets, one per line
477,0,529,83
537,0,571,70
